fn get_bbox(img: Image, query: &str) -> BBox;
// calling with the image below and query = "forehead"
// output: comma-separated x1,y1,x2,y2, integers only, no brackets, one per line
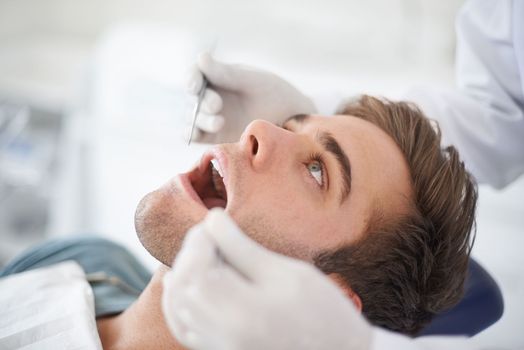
288,114,413,219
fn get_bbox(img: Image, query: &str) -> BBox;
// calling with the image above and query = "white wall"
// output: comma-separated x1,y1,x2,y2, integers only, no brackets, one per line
0,0,463,108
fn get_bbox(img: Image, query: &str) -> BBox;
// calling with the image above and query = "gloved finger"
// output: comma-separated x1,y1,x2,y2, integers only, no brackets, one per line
164,270,245,350
175,263,254,334
173,304,215,349
164,302,214,350
195,113,225,134
170,288,221,339
163,308,190,344
204,208,284,282
179,330,216,350
168,223,218,286
171,308,223,350
199,88,223,115
181,123,204,144
181,117,220,143
161,285,193,345
198,52,246,91
162,226,222,345
163,273,208,347
194,261,253,308
186,65,204,95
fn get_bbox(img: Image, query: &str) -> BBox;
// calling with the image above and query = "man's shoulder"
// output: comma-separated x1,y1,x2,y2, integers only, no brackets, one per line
1,236,143,275
0,236,153,317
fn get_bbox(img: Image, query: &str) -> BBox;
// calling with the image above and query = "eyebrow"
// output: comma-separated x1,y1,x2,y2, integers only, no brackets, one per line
283,114,352,203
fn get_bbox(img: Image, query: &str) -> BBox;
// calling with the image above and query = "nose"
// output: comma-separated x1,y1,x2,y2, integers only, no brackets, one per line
241,119,294,170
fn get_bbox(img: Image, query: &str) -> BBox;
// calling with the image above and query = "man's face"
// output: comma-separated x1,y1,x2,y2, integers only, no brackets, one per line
135,115,413,266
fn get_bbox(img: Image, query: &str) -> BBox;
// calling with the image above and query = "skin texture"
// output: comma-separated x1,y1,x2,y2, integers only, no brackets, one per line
135,115,413,266
99,115,414,349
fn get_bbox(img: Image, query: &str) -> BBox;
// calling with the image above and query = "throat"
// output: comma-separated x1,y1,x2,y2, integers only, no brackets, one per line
203,197,227,209
97,314,122,349
96,267,185,349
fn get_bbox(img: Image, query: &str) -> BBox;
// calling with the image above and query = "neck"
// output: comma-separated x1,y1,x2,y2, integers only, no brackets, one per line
97,265,185,350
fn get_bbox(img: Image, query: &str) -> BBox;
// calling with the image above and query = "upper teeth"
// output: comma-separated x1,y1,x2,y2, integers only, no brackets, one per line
211,158,224,178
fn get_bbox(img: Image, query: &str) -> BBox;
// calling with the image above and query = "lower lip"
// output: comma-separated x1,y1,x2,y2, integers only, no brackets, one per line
178,173,206,207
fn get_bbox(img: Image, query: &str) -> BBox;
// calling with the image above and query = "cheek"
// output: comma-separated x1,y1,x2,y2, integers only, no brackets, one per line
253,182,315,219
246,193,332,247
231,169,342,254
232,207,329,261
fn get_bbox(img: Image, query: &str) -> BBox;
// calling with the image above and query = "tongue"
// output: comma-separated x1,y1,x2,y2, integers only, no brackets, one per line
203,197,227,209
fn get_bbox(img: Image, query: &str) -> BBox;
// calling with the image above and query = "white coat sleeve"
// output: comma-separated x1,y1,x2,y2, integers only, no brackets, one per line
404,0,524,189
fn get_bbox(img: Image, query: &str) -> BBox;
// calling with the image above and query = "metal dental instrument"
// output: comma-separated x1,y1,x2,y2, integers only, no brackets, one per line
188,76,208,145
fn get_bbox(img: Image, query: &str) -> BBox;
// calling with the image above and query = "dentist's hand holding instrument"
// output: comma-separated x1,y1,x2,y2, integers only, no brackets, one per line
185,53,317,144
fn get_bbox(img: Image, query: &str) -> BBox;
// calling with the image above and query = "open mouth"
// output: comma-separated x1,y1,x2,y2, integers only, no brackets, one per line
189,157,228,209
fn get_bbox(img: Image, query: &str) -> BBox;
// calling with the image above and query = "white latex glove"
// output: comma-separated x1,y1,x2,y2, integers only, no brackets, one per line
162,208,372,350
185,53,317,143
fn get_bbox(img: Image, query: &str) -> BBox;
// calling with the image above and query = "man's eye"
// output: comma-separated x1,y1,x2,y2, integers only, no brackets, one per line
307,160,323,186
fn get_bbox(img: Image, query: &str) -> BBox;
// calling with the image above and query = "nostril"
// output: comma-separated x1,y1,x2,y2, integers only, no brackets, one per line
251,135,259,155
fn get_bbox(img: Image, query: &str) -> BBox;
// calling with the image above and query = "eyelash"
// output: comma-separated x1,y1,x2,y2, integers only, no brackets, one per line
278,124,327,190
306,152,326,189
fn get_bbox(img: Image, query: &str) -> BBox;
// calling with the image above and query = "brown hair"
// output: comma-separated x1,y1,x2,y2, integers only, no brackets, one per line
313,95,477,335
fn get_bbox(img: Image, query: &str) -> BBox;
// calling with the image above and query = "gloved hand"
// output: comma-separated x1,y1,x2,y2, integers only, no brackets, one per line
185,53,317,143
162,208,373,350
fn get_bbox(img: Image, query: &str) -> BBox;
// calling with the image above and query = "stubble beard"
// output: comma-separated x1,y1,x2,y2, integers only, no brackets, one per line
134,184,204,266
134,152,316,267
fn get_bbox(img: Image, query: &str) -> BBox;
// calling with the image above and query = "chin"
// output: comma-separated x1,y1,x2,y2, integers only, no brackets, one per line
134,185,204,266
133,148,232,265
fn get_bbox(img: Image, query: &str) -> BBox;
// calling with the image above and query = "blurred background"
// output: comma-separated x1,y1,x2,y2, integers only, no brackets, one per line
0,0,522,348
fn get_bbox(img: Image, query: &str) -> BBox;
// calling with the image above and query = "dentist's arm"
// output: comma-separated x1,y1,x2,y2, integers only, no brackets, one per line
185,53,317,144
403,0,524,189
162,209,480,350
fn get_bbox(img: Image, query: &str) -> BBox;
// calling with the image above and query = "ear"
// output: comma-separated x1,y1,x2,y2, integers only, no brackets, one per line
328,274,363,312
